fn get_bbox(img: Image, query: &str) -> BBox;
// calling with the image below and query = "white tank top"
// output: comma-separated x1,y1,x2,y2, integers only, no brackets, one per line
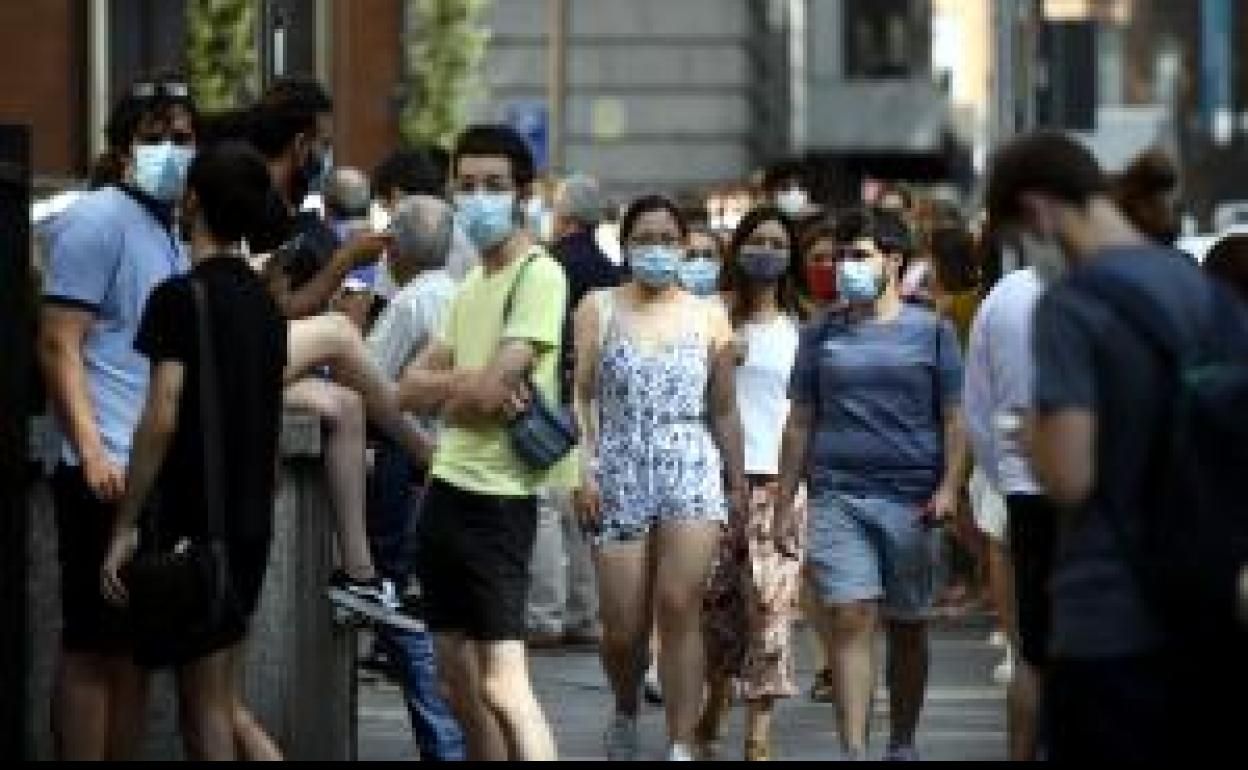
735,315,800,475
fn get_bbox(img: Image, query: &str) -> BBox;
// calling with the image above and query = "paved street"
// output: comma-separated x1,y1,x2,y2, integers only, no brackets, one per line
357,616,1007,761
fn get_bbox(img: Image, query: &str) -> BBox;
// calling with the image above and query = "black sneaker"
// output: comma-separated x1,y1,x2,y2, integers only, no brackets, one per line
327,571,424,632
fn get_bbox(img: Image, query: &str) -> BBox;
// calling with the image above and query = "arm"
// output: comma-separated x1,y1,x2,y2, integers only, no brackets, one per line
706,306,747,502
572,294,602,483
1027,410,1095,508
928,406,971,522
100,360,185,605
398,340,462,415
38,306,124,499
962,309,1001,487
269,233,390,320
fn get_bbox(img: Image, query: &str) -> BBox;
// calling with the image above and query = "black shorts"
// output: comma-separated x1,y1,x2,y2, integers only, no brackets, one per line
52,463,134,654
417,479,538,642
1006,494,1056,667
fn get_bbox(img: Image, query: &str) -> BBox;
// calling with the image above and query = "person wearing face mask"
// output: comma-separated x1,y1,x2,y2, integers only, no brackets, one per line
570,195,747,762
773,208,969,761
399,125,567,761
797,216,846,318
678,225,726,299
986,133,1248,762
697,207,806,761
38,75,199,760
763,159,814,221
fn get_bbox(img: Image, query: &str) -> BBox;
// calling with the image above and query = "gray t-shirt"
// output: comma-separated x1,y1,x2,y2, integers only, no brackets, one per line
1031,245,1206,659
42,185,189,466
791,304,963,504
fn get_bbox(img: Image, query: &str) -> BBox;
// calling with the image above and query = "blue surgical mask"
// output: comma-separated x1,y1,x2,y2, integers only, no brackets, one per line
775,188,809,219
629,245,682,289
679,257,721,296
837,259,882,303
737,247,788,283
132,141,194,203
455,191,517,250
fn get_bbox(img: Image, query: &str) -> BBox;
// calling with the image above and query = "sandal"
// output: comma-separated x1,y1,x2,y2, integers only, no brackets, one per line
809,668,837,703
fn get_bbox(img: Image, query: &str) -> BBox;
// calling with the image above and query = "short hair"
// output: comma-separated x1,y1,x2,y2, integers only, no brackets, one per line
1204,233,1248,303
620,194,689,244
929,225,979,293
105,72,200,151
260,77,333,114
762,158,807,193
834,207,916,260
250,78,333,160
985,132,1109,224
186,141,290,247
556,174,605,227
324,167,372,220
1114,148,1180,246
452,125,535,189
372,148,446,199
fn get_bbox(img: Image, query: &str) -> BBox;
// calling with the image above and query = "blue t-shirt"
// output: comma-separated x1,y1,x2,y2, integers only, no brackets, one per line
42,185,189,466
790,304,963,504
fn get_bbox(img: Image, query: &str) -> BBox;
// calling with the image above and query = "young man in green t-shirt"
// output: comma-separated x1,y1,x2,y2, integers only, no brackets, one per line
401,126,566,761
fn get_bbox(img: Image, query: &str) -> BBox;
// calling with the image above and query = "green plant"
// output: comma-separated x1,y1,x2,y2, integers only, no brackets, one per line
400,0,492,149
186,0,259,111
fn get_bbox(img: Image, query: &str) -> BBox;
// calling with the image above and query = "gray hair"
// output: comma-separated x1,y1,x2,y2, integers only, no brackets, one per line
556,174,604,227
391,194,454,269
324,167,371,220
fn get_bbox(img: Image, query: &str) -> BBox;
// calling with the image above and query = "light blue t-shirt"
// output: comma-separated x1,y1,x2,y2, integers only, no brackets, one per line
791,304,963,505
42,185,189,466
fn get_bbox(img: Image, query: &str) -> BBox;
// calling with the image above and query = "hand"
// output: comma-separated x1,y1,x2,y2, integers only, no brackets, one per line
922,484,958,528
82,450,126,503
469,371,532,422
572,476,603,536
340,231,393,270
100,527,139,607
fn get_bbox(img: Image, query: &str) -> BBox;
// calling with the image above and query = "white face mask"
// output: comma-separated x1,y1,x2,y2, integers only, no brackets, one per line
775,187,809,218
1019,232,1068,284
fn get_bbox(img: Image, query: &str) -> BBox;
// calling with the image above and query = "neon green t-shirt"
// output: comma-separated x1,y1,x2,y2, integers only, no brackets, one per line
430,247,578,496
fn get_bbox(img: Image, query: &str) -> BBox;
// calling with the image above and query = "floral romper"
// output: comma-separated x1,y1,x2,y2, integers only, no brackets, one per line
593,290,728,543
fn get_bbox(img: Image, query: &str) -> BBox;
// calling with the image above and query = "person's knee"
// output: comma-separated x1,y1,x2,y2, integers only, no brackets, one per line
830,602,878,636
655,586,702,631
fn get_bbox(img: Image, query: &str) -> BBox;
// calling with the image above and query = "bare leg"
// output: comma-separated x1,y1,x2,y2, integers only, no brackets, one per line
434,633,507,761
227,647,282,761
285,313,431,464
746,697,776,758
477,640,557,760
825,601,880,756
106,656,149,758
284,378,375,579
53,651,112,760
885,620,930,749
653,521,721,747
177,646,238,761
596,541,652,718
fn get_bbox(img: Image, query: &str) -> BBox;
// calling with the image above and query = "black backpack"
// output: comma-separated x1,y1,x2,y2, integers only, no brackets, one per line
1072,260,1248,648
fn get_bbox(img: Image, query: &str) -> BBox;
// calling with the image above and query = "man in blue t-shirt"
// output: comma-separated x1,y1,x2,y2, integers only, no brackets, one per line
775,208,968,761
38,76,196,759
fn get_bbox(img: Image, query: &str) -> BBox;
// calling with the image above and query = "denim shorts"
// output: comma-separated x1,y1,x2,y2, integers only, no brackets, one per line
806,491,938,620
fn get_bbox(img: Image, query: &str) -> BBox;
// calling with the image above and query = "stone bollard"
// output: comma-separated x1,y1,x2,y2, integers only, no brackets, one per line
25,412,356,760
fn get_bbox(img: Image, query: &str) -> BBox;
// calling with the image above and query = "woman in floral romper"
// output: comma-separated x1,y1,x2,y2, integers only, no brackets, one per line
572,195,747,762
698,207,808,761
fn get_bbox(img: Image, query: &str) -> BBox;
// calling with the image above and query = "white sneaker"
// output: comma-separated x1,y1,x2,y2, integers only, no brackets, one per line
987,629,1008,649
992,645,1016,685
643,662,663,705
604,713,639,761
666,743,695,761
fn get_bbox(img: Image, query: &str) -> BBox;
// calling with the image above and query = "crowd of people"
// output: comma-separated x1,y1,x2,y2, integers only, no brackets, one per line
34,72,1248,762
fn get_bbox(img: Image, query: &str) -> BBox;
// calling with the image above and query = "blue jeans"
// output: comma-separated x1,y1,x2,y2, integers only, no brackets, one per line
368,437,465,761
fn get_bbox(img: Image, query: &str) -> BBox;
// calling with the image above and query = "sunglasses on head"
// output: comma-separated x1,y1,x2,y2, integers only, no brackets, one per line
130,81,191,100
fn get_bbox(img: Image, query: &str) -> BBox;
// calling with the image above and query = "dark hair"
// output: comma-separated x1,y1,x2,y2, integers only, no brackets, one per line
196,108,255,147
1204,233,1248,302
105,73,200,151
1114,149,1180,246
722,205,804,323
834,207,916,263
88,151,124,190
452,125,534,189
260,77,334,113
619,194,689,244
762,158,807,194
929,225,979,293
249,78,333,160
373,148,446,199
187,141,291,249
985,132,1108,224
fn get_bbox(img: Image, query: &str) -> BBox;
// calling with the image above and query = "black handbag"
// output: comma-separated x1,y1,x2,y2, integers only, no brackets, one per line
501,256,579,470
125,278,236,636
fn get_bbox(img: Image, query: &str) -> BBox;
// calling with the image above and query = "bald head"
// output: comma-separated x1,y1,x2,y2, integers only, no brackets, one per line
554,174,604,236
325,167,371,221
391,194,454,273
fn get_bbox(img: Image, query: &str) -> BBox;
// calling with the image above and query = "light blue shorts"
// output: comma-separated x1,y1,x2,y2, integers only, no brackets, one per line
806,491,938,621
